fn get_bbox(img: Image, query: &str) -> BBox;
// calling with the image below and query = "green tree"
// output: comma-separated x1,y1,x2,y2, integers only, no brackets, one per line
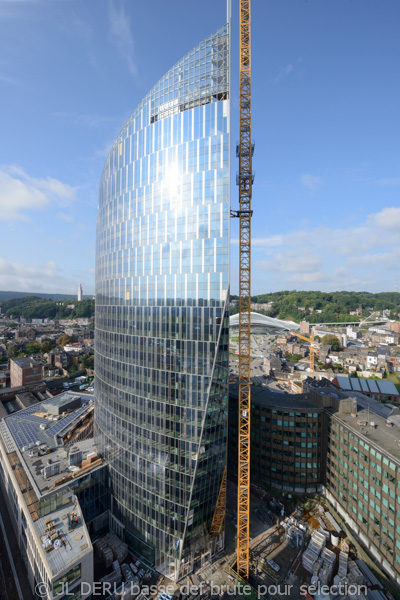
7,344,18,358
25,343,40,355
40,341,52,353
322,334,341,351
81,355,94,370
56,334,73,347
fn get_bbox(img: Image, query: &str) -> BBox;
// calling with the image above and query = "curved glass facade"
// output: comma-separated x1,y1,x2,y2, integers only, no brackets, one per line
95,24,230,579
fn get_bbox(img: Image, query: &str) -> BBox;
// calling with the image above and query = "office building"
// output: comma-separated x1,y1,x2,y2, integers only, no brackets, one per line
228,384,324,493
94,23,230,579
0,392,108,599
232,379,400,585
77,284,83,302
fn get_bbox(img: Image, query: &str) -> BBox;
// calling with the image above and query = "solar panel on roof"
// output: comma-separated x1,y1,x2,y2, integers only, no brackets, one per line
45,404,90,438
7,420,40,449
360,379,369,392
337,376,351,390
368,379,379,394
350,378,361,391
378,380,399,395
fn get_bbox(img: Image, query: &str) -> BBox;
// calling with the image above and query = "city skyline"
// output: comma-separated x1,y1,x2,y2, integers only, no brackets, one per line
1,0,400,294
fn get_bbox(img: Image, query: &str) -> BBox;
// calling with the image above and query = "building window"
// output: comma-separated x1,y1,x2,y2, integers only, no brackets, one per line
53,564,81,597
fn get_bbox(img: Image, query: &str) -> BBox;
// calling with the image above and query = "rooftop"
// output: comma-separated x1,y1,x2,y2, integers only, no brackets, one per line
33,497,92,577
11,356,42,369
334,405,400,464
334,375,399,397
229,383,322,411
1,391,99,497
229,312,300,333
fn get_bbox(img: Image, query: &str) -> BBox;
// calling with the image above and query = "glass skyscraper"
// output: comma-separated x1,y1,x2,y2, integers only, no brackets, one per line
95,23,230,579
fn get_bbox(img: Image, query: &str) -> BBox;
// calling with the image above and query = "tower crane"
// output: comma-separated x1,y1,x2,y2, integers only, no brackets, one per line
290,330,320,379
210,0,253,580
233,0,253,579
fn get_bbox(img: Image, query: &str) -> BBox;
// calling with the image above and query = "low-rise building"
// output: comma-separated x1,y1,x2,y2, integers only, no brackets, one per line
299,321,310,335
263,355,282,377
10,357,43,388
333,375,400,403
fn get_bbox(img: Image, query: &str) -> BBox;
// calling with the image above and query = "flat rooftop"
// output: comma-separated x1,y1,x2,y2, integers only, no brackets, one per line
333,405,400,463
2,391,92,453
33,497,92,577
23,437,98,496
11,356,42,368
0,391,100,497
229,383,322,411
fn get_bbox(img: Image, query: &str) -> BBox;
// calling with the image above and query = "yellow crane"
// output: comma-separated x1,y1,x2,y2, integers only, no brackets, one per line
290,330,320,378
234,0,253,579
210,0,253,579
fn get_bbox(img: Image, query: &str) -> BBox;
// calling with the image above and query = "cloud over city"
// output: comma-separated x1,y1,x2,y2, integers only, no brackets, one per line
0,165,77,221
233,205,400,292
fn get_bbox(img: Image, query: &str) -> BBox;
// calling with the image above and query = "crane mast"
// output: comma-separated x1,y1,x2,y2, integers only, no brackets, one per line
235,0,253,579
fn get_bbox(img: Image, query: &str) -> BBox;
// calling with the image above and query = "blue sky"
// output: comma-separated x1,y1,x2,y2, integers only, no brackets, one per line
0,0,399,295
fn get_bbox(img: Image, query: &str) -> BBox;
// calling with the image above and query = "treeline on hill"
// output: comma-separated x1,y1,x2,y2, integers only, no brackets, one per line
230,291,400,323
0,297,94,320
0,291,84,301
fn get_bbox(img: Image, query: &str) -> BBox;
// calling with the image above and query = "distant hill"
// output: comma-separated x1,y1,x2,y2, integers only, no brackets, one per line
0,291,92,302
230,290,400,323
0,296,94,320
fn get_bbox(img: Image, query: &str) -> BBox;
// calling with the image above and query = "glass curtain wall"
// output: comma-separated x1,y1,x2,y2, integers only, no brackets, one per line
95,24,230,579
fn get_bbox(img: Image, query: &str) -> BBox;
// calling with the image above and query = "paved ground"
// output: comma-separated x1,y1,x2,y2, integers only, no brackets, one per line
0,485,34,600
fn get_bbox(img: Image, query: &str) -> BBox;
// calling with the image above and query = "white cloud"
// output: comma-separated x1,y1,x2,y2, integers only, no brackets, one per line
57,212,74,223
52,111,117,129
287,271,331,284
0,258,62,292
108,0,137,77
69,13,100,72
255,250,322,274
375,177,400,187
274,63,293,83
0,73,24,87
0,257,94,294
300,174,324,191
238,204,400,292
367,207,400,230
231,234,284,247
0,165,77,221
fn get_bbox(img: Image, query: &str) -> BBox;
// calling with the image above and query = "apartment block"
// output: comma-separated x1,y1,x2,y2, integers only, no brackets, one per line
10,357,43,387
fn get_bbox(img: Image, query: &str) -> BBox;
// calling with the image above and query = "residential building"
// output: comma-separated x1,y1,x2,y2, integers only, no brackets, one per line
300,321,310,335
388,322,400,334
94,23,230,580
47,350,70,370
346,326,362,340
10,357,43,388
263,355,283,377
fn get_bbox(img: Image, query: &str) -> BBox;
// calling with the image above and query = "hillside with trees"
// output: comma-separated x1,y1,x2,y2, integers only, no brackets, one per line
0,291,89,301
230,291,400,323
0,297,94,320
